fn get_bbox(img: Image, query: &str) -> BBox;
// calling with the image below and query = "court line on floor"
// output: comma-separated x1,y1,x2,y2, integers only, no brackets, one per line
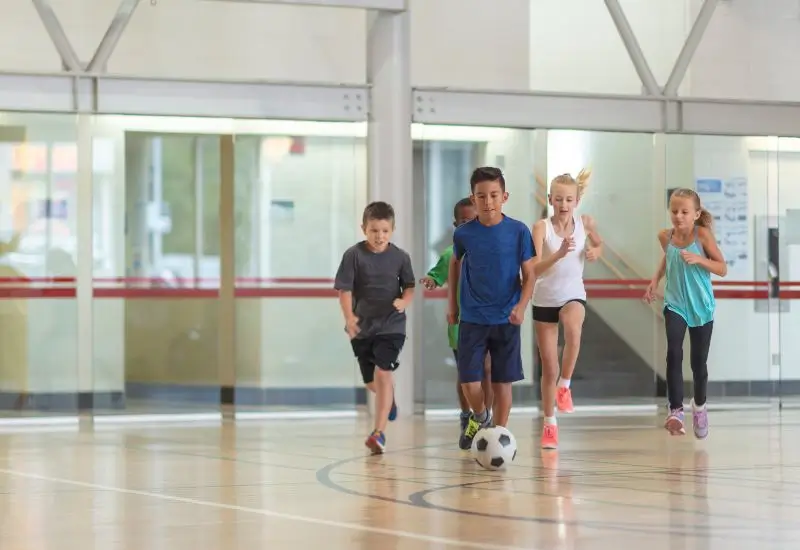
0,467,529,550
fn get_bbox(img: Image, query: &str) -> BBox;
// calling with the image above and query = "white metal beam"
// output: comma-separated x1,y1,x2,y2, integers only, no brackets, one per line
0,73,368,121
30,0,82,72
87,0,143,72
412,87,800,138
413,88,665,133
663,0,718,96
3,71,800,138
680,99,800,136
603,0,661,96
203,0,407,11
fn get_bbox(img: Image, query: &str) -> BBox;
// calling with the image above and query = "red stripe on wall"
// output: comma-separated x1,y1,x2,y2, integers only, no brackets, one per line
0,277,787,300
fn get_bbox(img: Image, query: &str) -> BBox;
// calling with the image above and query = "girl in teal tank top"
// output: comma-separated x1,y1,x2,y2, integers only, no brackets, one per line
663,227,715,327
644,188,728,441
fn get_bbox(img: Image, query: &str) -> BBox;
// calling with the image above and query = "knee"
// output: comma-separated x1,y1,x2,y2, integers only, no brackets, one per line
666,346,683,365
374,368,393,383
540,362,558,383
561,320,583,343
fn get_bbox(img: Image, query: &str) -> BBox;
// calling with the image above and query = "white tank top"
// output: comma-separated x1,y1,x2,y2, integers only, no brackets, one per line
532,215,587,307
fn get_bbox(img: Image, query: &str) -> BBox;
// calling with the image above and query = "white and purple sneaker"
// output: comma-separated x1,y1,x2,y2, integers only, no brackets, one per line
665,408,685,435
692,399,708,439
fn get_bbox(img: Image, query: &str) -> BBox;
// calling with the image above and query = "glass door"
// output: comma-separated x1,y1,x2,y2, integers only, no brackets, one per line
776,137,800,407
91,118,224,417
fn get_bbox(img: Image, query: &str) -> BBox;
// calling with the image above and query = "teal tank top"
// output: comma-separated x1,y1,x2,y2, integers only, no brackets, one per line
663,228,715,327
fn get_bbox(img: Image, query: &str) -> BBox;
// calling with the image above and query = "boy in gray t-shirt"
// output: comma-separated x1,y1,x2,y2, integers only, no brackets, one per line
334,201,415,454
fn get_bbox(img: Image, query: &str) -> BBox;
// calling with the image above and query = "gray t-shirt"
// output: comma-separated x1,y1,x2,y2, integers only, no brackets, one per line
334,241,416,338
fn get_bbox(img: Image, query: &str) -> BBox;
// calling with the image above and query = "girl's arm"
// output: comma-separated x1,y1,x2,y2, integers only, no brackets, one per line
651,229,670,283
643,230,669,303
581,214,603,261
532,219,569,277
695,226,728,277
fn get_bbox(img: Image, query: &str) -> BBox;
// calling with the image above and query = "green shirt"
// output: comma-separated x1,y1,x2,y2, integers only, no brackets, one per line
427,245,459,350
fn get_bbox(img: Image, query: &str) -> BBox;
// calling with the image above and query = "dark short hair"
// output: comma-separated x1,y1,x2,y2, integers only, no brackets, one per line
470,166,505,192
453,197,473,220
362,201,395,226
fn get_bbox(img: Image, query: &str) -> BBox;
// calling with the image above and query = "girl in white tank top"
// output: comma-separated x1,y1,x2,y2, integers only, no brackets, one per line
531,170,604,451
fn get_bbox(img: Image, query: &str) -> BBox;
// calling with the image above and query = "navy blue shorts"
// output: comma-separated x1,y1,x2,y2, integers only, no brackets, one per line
456,321,524,384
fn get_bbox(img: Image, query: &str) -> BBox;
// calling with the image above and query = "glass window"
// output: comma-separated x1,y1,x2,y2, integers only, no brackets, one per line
233,121,367,414
91,117,223,415
0,113,79,417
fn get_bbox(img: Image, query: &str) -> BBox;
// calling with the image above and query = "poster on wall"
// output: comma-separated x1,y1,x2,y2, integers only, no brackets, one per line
695,177,748,277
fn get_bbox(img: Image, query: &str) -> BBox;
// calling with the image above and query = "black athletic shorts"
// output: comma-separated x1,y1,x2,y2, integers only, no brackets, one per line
350,334,405,384
532,299,587,324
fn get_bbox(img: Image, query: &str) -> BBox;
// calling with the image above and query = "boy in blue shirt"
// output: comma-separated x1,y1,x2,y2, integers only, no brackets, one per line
447,167,536,450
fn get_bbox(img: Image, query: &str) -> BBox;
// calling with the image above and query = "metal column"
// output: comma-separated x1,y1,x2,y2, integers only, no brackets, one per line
366,7,415,416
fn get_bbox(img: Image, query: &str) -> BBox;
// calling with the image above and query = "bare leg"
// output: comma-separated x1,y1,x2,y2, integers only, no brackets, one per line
372,369,394,433
558,302,586,381
492,382,512,426
461,381,486,414
456,381,470,411
535,321,560,418
482,353,494,414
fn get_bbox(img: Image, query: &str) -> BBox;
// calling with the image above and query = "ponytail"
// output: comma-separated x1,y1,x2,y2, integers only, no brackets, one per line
697,208,713,228
549,168,592,199
574,168,592,199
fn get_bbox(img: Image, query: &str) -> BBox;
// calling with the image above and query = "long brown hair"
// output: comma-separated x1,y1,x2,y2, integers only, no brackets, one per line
670,188,713,228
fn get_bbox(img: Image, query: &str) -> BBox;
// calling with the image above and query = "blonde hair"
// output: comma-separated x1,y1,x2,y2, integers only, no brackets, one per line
670,188,713,228
550,168,592,199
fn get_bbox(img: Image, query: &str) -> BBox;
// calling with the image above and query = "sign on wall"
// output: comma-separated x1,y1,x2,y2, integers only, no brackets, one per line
695,177,749,277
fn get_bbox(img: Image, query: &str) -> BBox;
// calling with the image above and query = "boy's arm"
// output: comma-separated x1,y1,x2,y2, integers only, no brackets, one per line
425,250,451,287
447,234,464,323
334,248,359,336
398,252,416,306
510,225,536,325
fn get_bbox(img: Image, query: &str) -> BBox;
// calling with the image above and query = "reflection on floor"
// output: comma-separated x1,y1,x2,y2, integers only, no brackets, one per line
1,410,799,548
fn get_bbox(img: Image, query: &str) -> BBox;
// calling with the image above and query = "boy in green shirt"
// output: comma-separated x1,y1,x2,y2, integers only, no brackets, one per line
420,198,493,441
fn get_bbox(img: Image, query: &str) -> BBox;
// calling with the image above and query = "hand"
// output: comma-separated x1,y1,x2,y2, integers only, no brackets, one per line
345,316,360,339
585,247,600,262
680,250,702,265
643,281,660,304
446,306,459,326
508,303,525,325
557,237,575,259
419,277,437,290
393,298,407,313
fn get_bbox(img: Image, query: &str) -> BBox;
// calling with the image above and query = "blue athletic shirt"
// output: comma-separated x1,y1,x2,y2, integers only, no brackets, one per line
453,215,535,325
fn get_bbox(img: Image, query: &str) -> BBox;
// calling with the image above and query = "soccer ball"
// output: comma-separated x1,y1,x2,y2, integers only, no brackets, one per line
471,426,517,471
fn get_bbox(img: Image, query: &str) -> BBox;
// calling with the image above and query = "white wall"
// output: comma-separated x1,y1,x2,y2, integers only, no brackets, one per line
1,0,799,99
0,0,530,90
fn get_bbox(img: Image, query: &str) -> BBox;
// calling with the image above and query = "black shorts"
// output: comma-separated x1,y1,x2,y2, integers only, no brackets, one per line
532,299,587,324
351,334,405,384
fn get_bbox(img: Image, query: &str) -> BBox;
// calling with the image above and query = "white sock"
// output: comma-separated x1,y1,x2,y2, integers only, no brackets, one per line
544,416,557,426
558,378,571,389
692,399,706,410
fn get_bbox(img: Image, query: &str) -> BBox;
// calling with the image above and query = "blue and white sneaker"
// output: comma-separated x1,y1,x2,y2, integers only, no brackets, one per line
365,429,386,454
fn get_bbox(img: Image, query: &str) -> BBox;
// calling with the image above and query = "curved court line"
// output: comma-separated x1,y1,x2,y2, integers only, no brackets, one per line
315,452,782,542
0,466,528,550
406,476,785,541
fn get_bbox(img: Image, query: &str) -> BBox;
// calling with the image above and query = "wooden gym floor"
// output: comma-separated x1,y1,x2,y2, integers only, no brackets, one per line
0,409,798,549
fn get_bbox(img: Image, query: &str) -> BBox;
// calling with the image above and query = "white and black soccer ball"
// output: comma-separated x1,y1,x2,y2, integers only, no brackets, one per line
471,426,517,471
